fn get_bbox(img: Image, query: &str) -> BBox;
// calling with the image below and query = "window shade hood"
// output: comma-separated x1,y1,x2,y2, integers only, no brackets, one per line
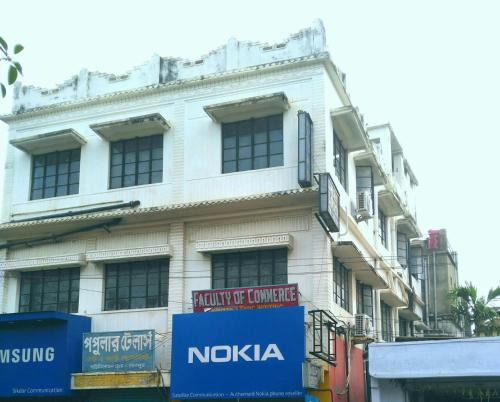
204,92,290,123
10,129,86,154
332,241,388,289
330,106,370,151
90,113,170,141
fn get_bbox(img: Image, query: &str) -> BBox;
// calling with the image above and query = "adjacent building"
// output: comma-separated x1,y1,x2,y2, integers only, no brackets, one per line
0,21,443,402
410,228,462,337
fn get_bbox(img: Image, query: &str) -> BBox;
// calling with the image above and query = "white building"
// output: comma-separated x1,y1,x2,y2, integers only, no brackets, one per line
0,21,424,399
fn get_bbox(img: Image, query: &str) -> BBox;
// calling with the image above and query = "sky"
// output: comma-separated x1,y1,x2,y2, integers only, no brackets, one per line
0,0,498,296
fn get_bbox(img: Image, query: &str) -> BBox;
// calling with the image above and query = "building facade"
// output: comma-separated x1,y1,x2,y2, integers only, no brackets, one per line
410,229,462,337
0,21,428,401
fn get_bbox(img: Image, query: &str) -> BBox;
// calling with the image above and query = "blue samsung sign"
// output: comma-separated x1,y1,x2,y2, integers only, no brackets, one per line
0,312,91,397
171,306,305,399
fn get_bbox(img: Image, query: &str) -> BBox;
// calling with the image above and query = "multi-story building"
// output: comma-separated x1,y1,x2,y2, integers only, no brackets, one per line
410,228,462,337
0,21,427,402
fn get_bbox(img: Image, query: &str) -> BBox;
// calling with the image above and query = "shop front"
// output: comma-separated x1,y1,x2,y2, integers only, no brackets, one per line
170,305,313,402
0,311,90,400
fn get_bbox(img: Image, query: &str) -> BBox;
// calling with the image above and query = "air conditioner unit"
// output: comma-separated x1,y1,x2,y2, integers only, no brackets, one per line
356,191,373,220
355,313,374,338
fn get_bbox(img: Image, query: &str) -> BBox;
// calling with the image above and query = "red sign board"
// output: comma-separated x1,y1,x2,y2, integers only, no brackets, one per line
192,284,299,313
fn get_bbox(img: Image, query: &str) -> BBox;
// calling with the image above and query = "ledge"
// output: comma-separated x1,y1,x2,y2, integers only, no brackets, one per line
204,92,289,123
10,129,86,154
90,113,170,141
72,371,168,390
86,245,172,262
0,253,86,270
196,233,293,253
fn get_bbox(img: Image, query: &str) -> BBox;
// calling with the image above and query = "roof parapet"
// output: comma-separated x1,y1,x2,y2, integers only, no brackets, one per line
11,20,328,114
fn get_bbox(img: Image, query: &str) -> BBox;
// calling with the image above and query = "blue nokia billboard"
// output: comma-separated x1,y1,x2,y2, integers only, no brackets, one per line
171,306,305,399
0,312,90,397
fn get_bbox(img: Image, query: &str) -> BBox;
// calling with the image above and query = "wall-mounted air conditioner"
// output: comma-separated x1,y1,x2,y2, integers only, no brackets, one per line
356,191,373,221
354,313,374,338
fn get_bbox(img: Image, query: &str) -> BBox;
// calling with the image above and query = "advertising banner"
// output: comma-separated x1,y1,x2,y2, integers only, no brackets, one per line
192,283,299,313
171,306,305,399
82,329,155,372
0,311,90,397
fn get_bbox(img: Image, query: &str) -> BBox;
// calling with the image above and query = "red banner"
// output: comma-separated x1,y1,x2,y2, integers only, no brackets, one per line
192,284,299,313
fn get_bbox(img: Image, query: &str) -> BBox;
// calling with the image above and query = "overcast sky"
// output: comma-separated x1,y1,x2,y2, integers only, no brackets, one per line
0,0,498,296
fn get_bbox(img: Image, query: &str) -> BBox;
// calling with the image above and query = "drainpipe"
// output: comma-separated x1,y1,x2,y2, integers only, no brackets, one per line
433,251,438,330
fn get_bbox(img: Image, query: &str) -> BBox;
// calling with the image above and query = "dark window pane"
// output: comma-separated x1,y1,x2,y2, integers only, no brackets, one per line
270,154,283,167
104,260,169,311
211,249,287,289
221,115,283,173
223,161,237,173
30,150,80,200
19,268,79,313
151,171,162,183
109,135,163,189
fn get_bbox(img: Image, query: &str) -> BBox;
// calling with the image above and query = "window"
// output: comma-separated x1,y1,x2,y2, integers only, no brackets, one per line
378,209,387,248
333,130,347,189
409,246,423,277
31,149,80,200
399,317,408,337
381,301,393,341
212,249,287,289
356,281,373,318
222,114,283,173
397,231,408,267
333,259,350,311
104,260,169,310
109,134,163,189
19,268,80,313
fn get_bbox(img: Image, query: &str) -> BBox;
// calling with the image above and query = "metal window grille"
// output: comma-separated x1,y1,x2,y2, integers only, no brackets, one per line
308,309,338,365
378,209,387,247
356,281,374,318
333,130,347,189
381,301,393,341
333,259,350,312
297,110,313,187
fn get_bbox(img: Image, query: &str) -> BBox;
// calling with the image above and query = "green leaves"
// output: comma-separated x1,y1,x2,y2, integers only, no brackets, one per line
0,36,24,97
8,65,17,85
13,44,23,54
0,36,7,51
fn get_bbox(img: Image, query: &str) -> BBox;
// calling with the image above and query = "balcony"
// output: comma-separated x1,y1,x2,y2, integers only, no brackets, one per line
379,270,408,307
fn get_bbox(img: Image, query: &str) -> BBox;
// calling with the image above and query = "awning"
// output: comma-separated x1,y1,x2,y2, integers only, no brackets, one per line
90,113,170,141
333,241,387,289
354,150,387,185
204,92,290,123
330,106,370,151
369,337,500,379
10,129,86,154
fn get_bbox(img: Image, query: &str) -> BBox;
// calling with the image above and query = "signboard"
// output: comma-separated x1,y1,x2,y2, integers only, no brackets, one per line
171,306,305,399
82,329,155,372
192,284,299,313
0,311,90,397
